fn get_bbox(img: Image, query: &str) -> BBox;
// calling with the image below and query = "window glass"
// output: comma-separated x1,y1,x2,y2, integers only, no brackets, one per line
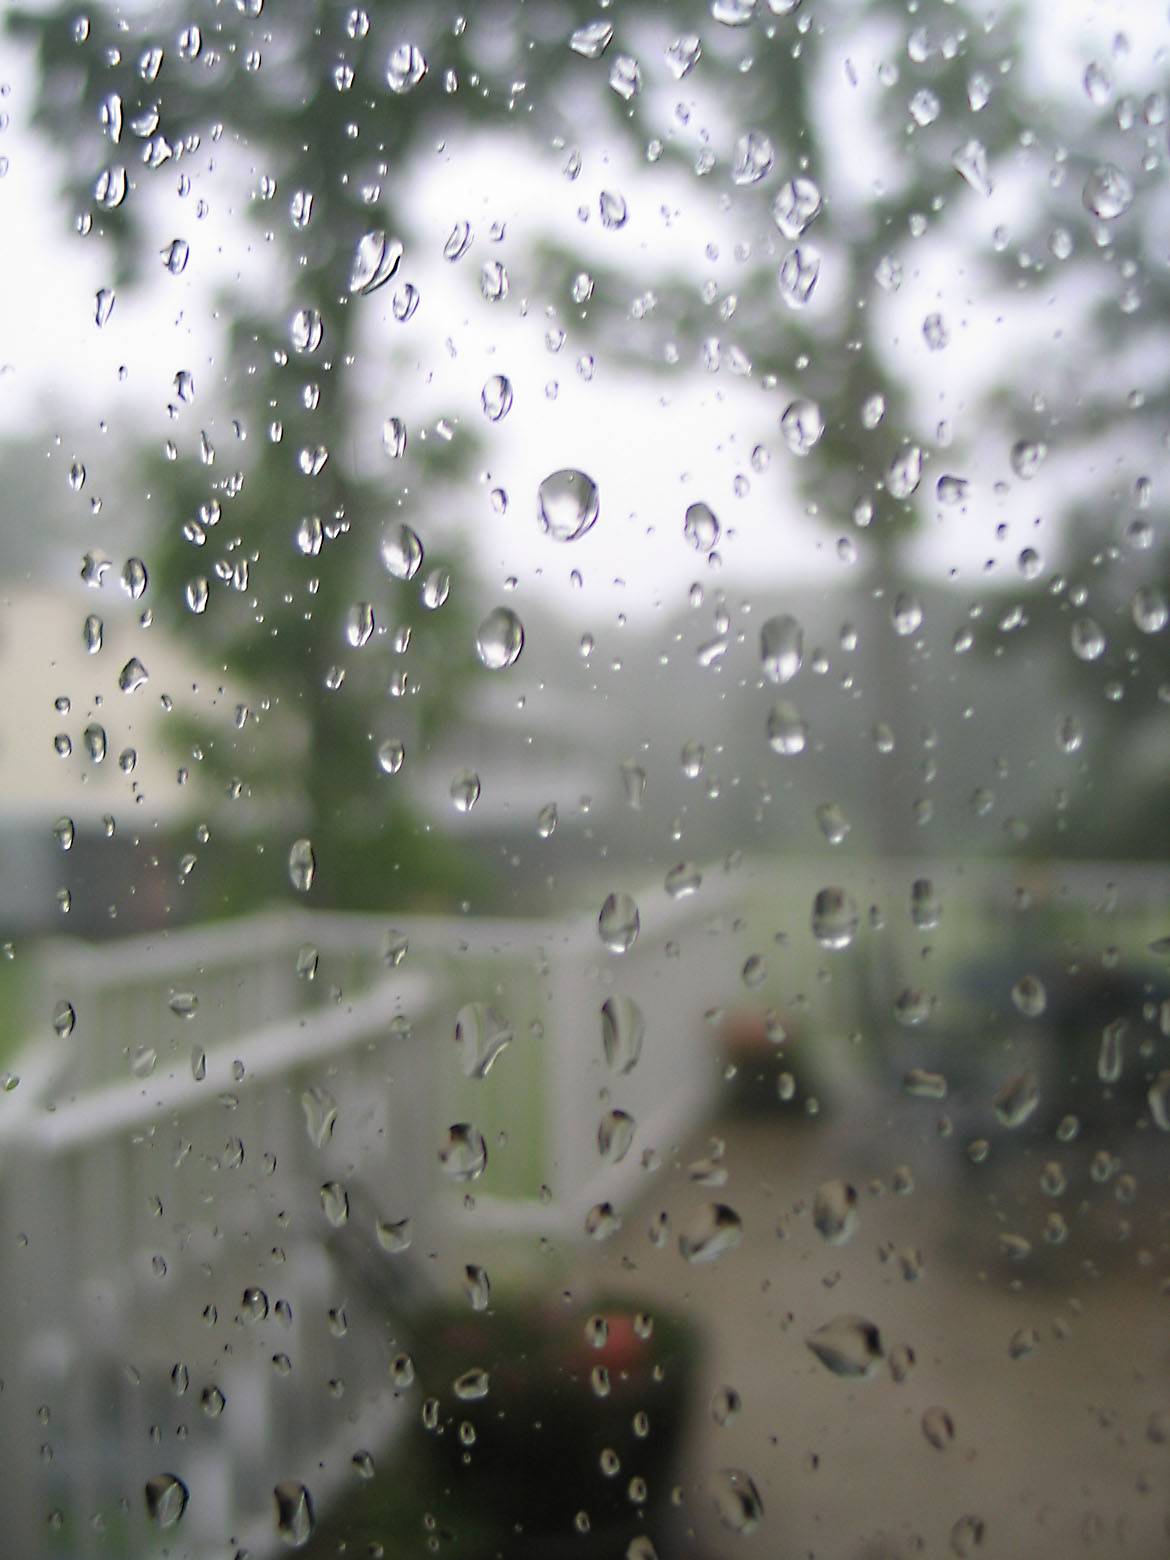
2,0,1169,1555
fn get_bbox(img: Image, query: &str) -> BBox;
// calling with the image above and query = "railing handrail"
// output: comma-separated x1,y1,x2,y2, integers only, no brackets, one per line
8,969,434,1154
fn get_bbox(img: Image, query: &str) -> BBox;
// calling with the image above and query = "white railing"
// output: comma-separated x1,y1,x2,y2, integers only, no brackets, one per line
0,885,735,1559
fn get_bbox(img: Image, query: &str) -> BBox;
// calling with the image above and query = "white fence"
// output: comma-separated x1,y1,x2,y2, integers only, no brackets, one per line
0,887,734,1559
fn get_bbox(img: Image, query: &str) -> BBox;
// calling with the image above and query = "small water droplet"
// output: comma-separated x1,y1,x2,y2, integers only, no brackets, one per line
602,995,644,1073
806,1314,883,1377
922,1405,956,1449
377,739,405,775
537,802,558,838
911,878,941,930
377,1216,413,1253
439,1123,488,1181
117,656,149,693
1148,1071,1170,1131
462,1263,491,1311
620,759,646,809
455,1003,513,1079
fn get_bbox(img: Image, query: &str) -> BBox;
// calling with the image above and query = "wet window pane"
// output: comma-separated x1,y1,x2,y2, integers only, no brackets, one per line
3,0,1170,1555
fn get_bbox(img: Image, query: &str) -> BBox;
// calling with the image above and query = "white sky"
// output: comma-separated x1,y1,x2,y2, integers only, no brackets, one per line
0,0,1167,627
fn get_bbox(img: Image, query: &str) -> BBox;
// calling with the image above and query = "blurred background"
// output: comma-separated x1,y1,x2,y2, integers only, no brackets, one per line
2,0,1170,1555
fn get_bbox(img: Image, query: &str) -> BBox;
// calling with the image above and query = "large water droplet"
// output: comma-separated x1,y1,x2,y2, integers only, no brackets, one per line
952,138,993,196
463,1264,491,1311
665,34,702,78
1011,974,1046,1017
302,1085,337,1149
288,838,315,892
350,230,402,294
812,1179,859,1244
778,245,819,309
118,656,149,693
538,468,600,541
806,1314,884,1377
386,41,426,93
678,1201,743,1262
599,189,628,229
274,1481,315,1547
665,861,702,898
481,374,513,422
145,1474,188,1529
377,1216,413,1253
601,995,644,1073
599,891,640,953
454,1367,489,1401
290,308,323,353
381,524,424,580
476,607,525,669
455,1003,513,1079
767,701,808,755
1070,617,1106,661
450,769,481,813
1132,587,1169,634
570,19,613,58
772,176,822,239
811,888,858,950
1083,163,1133,220
732,130,773,186
780,397,823,454
760,615,802,683
993,1071,1039,1128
